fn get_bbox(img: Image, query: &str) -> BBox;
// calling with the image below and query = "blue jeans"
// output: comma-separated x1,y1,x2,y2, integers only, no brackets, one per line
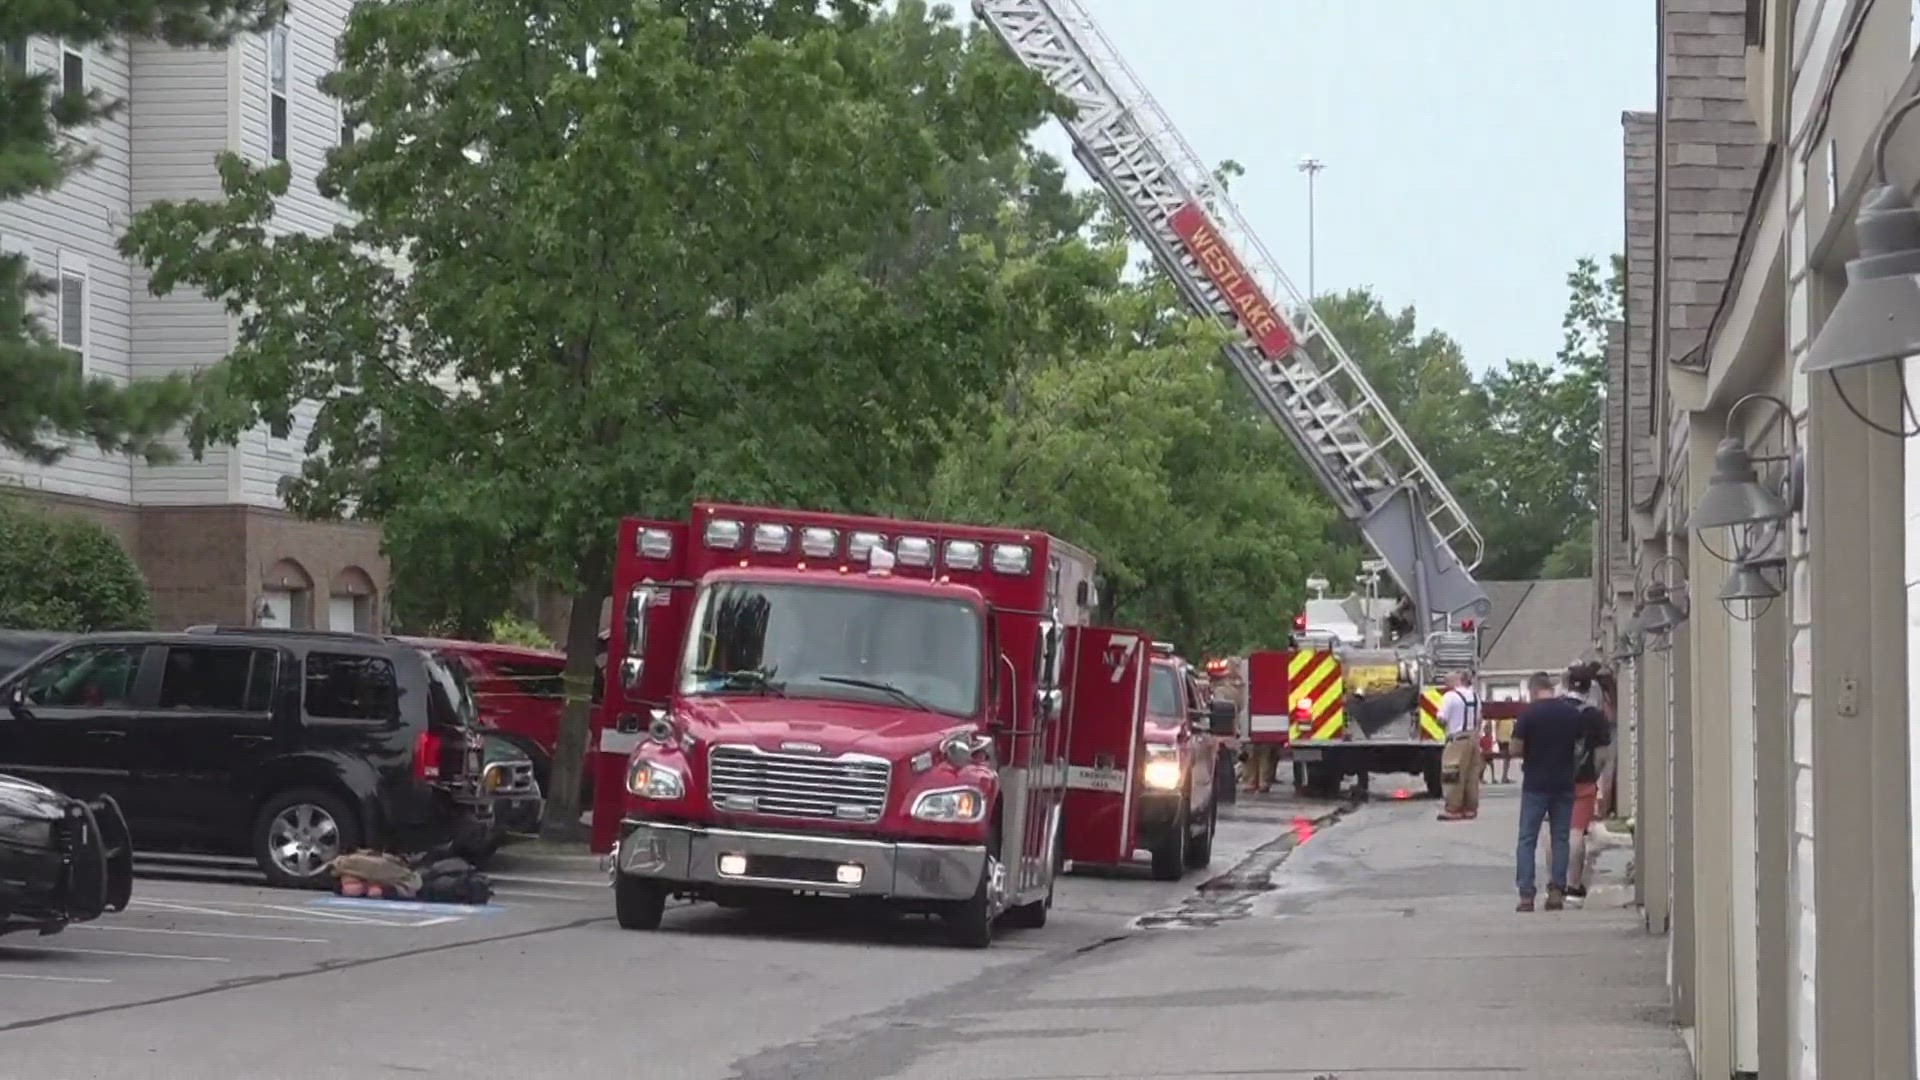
1516,789,1576,897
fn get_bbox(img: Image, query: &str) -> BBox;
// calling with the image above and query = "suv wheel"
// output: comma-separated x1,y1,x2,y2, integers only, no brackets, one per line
253,788,360,889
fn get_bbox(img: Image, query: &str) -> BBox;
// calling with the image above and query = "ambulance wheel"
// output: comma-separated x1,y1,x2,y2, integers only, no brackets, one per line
1424,763,1445,799
1150,800,1188,881
614,874,666,931
1185,797,1216,869
946,834,1001,948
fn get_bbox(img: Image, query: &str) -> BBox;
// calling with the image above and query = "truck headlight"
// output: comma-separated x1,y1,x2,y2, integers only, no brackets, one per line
1142,746,1183,791
626,760,684,800
910,787,986,823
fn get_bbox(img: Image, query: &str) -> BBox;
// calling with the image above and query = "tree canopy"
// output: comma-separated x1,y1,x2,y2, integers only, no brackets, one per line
120,0,1106,833
110,0,1614,831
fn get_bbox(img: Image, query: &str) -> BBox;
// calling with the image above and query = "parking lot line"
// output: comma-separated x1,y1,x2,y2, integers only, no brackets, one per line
0,972,113,985
129,898,405,927
71,924,331,945
488,873,607,889
9,945,231,963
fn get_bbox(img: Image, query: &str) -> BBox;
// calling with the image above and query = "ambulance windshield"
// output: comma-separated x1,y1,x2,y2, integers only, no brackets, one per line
679,581,982,718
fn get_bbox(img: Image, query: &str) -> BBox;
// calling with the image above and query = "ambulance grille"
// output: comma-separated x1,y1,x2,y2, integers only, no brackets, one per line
706,745,892,822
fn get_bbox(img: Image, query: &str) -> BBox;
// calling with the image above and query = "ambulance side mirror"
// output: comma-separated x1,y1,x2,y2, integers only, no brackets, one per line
1207,699,1236,736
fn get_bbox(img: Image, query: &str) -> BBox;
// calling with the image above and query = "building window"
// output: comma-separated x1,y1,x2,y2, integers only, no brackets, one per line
61,45,83,96
57,265,86,372
268,27,289,162
3,39,26,73
1746,0,1765,47
338,105,354,147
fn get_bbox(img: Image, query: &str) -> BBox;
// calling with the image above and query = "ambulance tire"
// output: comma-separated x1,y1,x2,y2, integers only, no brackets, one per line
614,874,666,931
1185,797,1215,870
946,832,1001,948
1001,820,1062,930
1150,799,1188,881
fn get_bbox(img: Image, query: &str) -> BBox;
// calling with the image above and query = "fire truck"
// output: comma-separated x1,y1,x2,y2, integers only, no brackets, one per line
1246,569,1479,799
592,503,1228,948
975,1,1493,725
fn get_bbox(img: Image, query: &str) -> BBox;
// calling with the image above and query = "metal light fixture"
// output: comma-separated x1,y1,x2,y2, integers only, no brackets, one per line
1631,555,1689,648
1718,559,1783,622
1611,627,1644,663
1691,393,1804,565
1800,93,1920,438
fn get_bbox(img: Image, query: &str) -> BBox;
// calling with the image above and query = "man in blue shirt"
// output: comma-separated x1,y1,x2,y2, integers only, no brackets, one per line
1510,671,1610,911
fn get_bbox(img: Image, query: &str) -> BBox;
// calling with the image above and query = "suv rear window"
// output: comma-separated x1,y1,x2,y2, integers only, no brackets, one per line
304,653,399,721
423,652,478,730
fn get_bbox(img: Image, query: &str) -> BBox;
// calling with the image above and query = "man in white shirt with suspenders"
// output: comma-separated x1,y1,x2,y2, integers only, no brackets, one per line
1437,670,1483,821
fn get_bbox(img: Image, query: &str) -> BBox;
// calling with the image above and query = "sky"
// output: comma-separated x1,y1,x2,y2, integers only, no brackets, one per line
961,1,1655,373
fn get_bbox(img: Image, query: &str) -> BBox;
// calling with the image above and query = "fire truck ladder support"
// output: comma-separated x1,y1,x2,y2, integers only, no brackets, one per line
975,0,1491,625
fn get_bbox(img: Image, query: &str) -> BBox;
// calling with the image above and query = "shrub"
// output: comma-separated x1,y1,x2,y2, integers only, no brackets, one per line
488,612,554,651
0,497,154,631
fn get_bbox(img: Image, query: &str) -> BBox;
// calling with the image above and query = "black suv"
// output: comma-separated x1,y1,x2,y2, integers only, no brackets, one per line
0,627,492,887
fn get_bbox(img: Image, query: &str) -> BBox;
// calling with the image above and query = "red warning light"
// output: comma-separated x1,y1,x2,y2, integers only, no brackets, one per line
1460,618,1476,632
1292,614,1307,633
1392,788,1411,801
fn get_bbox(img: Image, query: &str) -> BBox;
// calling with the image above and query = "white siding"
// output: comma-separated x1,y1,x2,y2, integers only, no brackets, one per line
0,37,136,504
235,0,351,508
1731,604,1760,1070
127,40,235,505
1907,352,1920,1080
1786,96,1820,1080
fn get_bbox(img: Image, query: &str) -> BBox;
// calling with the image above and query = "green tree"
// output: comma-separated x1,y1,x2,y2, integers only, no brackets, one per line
1,0,280,464
927,273,1349,657
0,497,153,631
1468,255,1622,579
121,0,1093,836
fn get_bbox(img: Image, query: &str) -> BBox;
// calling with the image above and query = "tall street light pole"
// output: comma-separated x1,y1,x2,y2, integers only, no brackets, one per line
1297,156,1325,302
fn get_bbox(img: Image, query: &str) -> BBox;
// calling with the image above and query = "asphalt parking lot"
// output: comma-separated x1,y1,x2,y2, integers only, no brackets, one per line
0,864,611,1031
0,791,1354,1078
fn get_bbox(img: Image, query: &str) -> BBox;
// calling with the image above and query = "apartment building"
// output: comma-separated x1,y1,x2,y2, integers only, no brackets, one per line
1596,0,1920,1075
1,3,386,631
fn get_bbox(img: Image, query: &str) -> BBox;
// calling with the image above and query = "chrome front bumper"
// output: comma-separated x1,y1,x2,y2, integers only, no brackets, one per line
615,820,985,902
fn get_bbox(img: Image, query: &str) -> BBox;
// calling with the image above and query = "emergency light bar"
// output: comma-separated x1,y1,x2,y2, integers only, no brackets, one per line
751,523,792,554
895,536,935,568
800,527,839,558
636,527,674,559
696,515,1034,574
847,531,886,563
1150,641,1175,656
944,539,984,571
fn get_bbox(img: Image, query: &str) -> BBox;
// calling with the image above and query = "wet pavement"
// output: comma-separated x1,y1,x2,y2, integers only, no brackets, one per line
0,785,1684,1079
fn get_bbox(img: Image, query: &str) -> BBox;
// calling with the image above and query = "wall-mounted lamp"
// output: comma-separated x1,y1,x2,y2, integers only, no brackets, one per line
1690,393,1804,561
1718,558,1784,622
253,597,275,625
1799,93,1920,438
1611,627,1644,663
1631,555,1689,647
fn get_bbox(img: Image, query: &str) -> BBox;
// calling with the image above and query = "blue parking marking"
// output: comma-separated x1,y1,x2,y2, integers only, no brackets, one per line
307,896,500,916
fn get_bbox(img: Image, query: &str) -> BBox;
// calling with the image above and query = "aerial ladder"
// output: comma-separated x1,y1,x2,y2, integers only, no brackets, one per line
974,0,1491,632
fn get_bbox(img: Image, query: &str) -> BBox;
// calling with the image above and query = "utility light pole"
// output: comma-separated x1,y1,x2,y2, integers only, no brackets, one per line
1297,156,1325,302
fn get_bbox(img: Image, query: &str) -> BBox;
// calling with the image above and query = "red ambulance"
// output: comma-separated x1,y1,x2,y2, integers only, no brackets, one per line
593,502,1193,947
